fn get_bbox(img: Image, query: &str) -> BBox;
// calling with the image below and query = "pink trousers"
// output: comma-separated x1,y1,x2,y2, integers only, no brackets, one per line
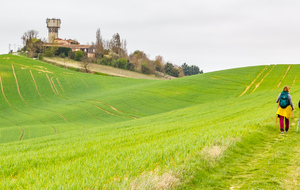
279,115,289,132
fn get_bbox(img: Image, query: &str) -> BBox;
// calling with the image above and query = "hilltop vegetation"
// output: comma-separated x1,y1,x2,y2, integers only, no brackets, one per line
21,29,203,78
0,54,300,189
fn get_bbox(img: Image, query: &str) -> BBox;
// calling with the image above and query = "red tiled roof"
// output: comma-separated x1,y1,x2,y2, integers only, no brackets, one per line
43,43,93,49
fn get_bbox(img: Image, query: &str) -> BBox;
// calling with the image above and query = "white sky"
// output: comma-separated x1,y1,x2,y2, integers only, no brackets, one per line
1,0,300,72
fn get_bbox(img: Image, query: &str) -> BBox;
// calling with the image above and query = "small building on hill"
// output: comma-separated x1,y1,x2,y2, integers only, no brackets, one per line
43,38,95,58
44,18,95,58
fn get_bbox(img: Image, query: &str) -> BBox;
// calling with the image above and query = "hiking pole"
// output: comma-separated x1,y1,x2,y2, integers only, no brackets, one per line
297,112,300,132
275,115,278,130
291,110,294,129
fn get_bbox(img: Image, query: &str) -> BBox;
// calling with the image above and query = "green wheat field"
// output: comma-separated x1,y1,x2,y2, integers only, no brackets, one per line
1,54,300,189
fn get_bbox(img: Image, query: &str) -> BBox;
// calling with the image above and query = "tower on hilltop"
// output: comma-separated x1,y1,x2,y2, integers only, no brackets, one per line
46,18,61,42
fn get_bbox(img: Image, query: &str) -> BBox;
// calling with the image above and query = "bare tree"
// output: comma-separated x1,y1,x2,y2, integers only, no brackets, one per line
154,55,165,72
81,56,90,73
110,33,121,55
94,28,104,58
120,39,128,58
21,30,39,58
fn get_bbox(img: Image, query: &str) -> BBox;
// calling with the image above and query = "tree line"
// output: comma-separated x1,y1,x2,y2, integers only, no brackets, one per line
20,29,203,77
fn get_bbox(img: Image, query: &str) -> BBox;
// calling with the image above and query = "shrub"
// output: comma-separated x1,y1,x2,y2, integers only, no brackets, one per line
74,50,84,61
68,51,75,59
56,47,71,57
59,53,66,58
100,56,112,65
126,62,135,71
116,58,127,69
44,47,55,57
141,63,150,74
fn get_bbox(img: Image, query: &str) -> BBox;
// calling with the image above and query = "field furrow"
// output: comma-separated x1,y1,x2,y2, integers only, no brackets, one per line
11,65,29,106
51,76,60,94
30,70,42,97
46,73,57,95
56,77,65,93
89,100,121,113
276,64,291,89
0,76,13,108
251,65,275,93
239,66,267,96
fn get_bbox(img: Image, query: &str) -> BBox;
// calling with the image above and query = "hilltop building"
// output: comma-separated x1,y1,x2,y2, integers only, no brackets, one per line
46,18,61,43
44,18,95,58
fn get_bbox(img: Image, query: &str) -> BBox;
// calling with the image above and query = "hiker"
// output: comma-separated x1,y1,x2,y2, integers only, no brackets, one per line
276,86,294,133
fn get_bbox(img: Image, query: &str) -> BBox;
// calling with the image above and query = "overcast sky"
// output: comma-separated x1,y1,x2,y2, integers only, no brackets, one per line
1,0,300,72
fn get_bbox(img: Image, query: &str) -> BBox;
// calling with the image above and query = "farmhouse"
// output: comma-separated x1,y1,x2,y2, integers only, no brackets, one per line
44,18,95,58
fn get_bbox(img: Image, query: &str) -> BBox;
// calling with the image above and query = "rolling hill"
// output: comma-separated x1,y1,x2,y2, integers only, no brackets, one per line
0,54,299,189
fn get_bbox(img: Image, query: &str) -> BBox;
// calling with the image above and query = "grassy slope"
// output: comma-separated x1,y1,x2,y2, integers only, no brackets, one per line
0,55,300,189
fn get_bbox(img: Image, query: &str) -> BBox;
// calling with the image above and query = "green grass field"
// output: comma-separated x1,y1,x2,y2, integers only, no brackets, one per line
0,54,300,189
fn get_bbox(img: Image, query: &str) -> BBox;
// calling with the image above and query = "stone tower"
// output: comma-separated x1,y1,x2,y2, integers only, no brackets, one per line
46,18,61,42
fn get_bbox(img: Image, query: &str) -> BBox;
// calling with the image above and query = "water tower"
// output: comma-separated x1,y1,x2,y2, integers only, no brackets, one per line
46,18,61,42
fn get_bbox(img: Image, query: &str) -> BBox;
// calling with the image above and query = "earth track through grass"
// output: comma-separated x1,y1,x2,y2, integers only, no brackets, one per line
185,120,300,189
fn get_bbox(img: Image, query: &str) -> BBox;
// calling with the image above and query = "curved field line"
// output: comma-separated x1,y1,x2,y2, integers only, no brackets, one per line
124,103,139,112
276,65,291,89
45,109,83,128
1,75,58,134
5,70,57,133
0,115,25,141
51,77,59,94
65,80,73,89
91,102,136,120
292,76,296,87
12,65,29,106
54,112,71,123
30,70,42,97
162,88,182,95
0,77,13,108
93,105,117,115
46,74,57,94
239,66,268,97
77,106,102,120
276,81,282,89
56,77,65,93
89,100,121,113
20,127,25,140
251,65,275,93
0,77,25,140
82,79,89,88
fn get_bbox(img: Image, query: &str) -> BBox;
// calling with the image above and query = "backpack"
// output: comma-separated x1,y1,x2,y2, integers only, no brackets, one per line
279,91,289,108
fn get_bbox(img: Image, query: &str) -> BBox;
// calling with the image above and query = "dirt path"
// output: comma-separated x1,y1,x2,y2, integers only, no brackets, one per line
228,124,300,189
43,57,169,80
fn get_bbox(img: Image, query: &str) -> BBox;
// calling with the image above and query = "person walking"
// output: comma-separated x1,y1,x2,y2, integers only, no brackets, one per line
276,86,294,133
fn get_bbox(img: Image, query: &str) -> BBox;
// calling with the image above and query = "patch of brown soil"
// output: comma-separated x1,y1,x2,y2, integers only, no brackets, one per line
130,171,180,190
